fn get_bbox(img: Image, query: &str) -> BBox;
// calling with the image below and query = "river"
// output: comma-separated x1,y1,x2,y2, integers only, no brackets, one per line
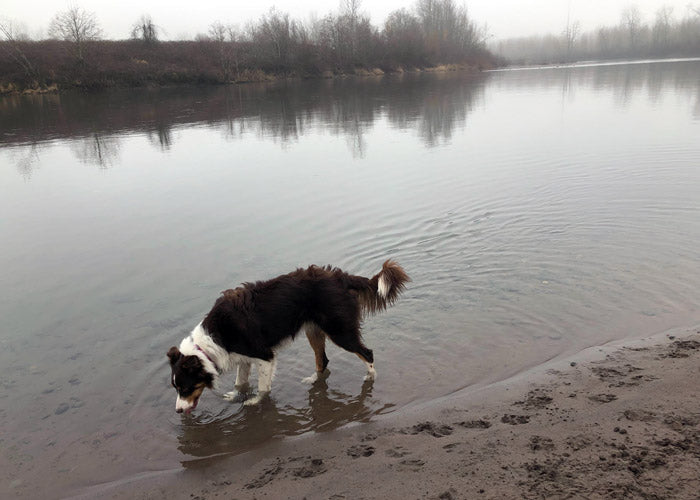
1,59,699,497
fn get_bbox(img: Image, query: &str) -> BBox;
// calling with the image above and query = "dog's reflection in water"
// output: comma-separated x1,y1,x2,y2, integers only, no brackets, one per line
177,372,393,468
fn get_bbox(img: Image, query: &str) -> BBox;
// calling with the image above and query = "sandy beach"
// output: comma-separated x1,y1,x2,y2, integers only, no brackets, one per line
83,325,700,500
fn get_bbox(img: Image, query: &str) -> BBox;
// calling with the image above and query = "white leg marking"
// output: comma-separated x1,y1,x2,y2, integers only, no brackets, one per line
243,358,276,406
224,362,252,401
257,358,276,392
244,394,266,406
223,390,239,401
364,361,376,381
235,362,251,387
301,372,319,384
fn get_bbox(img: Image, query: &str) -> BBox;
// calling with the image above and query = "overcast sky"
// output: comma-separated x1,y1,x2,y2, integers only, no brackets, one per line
3,0,698,41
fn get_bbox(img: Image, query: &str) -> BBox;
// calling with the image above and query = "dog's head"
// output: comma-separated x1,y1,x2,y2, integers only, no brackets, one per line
167,346,214,414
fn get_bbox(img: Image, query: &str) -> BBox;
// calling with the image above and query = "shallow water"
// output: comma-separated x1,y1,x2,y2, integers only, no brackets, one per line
1,60,700,496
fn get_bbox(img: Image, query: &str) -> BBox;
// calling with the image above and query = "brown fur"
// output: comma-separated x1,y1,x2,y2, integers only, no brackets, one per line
355,260,410,315
168,260,409,409
197,260,410,365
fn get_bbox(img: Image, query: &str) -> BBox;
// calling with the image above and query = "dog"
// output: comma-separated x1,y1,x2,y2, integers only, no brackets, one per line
167,260,409,413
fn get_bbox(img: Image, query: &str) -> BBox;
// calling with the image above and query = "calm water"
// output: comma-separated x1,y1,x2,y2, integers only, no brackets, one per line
2,60,700,497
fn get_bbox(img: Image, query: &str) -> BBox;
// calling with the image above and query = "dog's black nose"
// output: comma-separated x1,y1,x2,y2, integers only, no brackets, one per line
176,408,183,413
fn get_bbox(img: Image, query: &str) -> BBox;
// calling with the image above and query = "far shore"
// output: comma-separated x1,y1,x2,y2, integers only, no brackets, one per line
0,62,487,96
77,324,700,499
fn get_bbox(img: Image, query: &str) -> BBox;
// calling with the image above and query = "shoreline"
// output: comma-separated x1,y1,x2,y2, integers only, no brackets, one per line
0,63,485,97
81,324,700,499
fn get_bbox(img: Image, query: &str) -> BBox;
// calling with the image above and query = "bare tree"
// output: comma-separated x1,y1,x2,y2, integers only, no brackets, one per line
416,0,483,62
652,6,674,50
209,22,228,43
384,8,424,64
48,6,102,61
563,20,581,60
341,0,361,59
209,21,235,80
131,15,159,44
620,6,643,49
227,26,245,80
252,8,297,68
0,17,36,79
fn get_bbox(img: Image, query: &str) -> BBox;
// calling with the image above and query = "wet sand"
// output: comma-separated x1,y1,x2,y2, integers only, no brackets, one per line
89,326,700,499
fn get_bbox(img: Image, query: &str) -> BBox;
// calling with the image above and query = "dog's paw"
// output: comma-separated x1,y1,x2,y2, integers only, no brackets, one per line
223,390,240,401
243,392,269,406
301,373,318,384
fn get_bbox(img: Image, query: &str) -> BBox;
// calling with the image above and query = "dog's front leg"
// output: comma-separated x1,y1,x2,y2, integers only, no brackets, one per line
223,362,251,401
243,358,276,406
235,362,251,388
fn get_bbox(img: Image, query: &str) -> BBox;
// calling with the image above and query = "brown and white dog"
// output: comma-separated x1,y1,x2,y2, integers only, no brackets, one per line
167,260,409,413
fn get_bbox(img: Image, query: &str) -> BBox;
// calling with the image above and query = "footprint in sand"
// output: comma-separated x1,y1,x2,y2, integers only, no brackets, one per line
455,419,492,429
347,444,375,458
623,409,656,422
588,393,617,403
529,435,555,451
405,421,454,437
292,458,326,478
386,446,410,458
501,414,530,425
398,458,425,471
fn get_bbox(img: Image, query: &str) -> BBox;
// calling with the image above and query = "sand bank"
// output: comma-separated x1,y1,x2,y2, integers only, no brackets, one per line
93,326,700,499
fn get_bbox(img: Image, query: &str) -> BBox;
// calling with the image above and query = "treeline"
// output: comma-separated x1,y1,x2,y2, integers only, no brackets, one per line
495,5,700,65
0,0,499,92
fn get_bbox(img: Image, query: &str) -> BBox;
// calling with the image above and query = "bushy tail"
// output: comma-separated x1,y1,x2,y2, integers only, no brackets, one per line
353,260,410,316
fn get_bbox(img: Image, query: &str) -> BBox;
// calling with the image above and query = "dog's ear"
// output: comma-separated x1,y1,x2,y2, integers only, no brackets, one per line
167,346,181,365
181,355,202,371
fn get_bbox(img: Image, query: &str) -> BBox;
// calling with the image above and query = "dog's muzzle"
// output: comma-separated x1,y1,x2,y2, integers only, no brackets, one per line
175,395,197,414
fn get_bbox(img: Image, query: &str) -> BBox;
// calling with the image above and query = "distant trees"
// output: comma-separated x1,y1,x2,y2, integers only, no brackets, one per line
384,8,424,65
416,0,484,61
383,0,488,67
563,3,581,61
1,0,497,92
495,4,700,65
336,0,376,65
0,18,36,79
250,8,298,68
563,21,581,60
197,0,488,74
209,21,242,80
131,15,159,44
621,6,643,49
311,1,378,68
48,6,102,61
652,7,674,50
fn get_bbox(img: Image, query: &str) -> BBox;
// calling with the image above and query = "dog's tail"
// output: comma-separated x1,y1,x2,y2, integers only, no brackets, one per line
352,260,410,316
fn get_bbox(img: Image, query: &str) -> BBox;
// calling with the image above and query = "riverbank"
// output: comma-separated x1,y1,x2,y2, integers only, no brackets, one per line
0,62,490,96
81,325,700,499
0,37,500,95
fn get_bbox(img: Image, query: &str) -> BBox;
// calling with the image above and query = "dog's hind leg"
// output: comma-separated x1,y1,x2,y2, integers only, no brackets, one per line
325,325,376,381
244,358,276,406
356,353,376,381
302,325,329,384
